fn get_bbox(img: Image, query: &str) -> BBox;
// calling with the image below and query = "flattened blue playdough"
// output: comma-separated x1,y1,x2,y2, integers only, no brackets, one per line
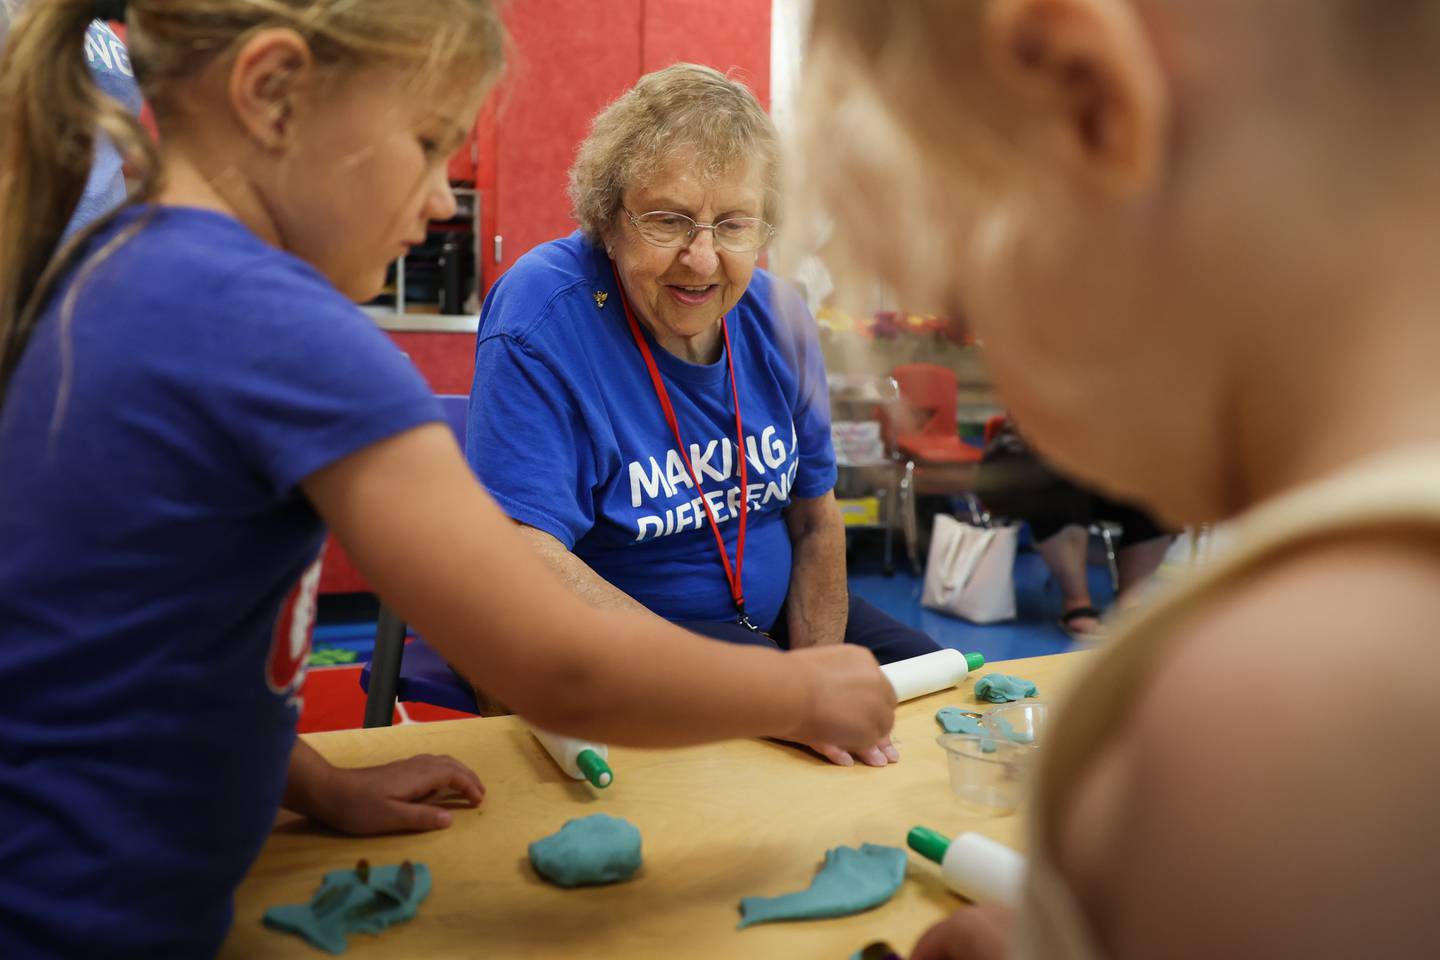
974,673,1039,703
529,813,643,888
936,707,997,752
991,715,1034,744
263,862,430,955
936,707,984,735
737,844,907,928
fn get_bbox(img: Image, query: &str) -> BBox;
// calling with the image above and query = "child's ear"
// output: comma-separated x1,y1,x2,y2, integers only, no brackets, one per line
229,28,313,152
983,0,1168,194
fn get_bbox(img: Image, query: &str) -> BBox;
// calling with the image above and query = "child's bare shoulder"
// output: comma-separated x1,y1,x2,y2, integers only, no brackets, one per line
1153,530,1440,706
1071,533,1440,957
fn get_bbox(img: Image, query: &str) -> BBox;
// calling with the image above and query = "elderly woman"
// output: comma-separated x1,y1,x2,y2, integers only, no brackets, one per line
466,63,939,767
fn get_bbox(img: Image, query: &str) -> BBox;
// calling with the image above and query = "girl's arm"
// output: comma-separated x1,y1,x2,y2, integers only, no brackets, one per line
302,423,896,750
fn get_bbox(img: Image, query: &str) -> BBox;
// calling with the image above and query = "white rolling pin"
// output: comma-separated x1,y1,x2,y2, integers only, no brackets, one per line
880,649,985,702
908,826,1026,906
530,727,613,788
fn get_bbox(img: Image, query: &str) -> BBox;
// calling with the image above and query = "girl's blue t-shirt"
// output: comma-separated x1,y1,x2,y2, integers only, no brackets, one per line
0,207,440,957
468,232,837,631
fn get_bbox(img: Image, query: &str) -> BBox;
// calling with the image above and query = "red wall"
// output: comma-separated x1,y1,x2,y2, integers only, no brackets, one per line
387,331,474,396
641,0,770,107
488,0,646,285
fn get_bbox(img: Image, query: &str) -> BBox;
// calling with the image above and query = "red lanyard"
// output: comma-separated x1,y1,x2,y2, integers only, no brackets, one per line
610,262,756,631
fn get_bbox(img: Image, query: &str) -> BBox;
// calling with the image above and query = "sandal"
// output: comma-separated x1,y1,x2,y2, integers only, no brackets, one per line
1058,605,1104,639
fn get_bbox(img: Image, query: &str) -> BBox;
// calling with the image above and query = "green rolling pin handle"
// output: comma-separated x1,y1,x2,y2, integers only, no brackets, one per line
965,652,986,672
907,825,951,866
576,748,614,789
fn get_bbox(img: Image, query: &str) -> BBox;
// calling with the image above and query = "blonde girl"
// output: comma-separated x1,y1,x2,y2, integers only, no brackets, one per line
0,2,894,953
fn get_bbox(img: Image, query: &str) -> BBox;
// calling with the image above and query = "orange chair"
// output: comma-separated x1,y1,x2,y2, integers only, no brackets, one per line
883,364,984,572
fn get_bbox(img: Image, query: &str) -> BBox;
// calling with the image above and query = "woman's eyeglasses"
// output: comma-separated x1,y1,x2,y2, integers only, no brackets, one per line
624,208,774,253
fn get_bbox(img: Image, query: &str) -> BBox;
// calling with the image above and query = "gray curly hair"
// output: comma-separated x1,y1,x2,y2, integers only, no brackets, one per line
568,62,779,245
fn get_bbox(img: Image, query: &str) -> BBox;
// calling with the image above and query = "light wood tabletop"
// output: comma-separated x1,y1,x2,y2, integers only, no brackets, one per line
220,652,1089,959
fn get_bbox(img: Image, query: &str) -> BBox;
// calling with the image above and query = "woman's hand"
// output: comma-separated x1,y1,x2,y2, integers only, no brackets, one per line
804,735,901,767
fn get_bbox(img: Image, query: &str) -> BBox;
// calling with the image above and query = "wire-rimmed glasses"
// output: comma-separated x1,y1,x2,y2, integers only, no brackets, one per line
623,207,774,253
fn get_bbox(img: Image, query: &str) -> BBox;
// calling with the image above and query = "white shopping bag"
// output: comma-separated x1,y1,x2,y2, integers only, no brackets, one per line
921,513,1018,624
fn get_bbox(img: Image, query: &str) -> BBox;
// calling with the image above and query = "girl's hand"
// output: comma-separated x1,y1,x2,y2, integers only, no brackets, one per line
306,753,485,834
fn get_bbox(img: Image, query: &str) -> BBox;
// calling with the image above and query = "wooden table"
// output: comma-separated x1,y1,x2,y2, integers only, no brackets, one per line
221,652,1087,959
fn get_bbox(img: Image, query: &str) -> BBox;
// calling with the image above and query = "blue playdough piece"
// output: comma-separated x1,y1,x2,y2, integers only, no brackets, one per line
935,707,984,736
263,862,430,955
936,707,997,753
992,715,1035,744
529,813,643,888
974,673,1039,703
737,844,907,929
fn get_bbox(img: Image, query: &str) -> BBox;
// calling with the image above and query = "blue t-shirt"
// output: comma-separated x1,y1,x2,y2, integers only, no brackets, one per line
0,207,440,957
468,232,837,631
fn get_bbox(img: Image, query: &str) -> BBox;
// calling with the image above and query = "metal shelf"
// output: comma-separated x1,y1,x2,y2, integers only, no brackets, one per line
362,307,480,333
830,374,903,574
370,187,482,323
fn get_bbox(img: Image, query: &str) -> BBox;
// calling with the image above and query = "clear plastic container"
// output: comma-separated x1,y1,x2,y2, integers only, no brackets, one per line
936,733,1035,816
982,701,1049,748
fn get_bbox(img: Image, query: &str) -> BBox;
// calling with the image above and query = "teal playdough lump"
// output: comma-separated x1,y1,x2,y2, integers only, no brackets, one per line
935,707,985,736
263,861,430,955
529,813,643,888
974,673,1039,703
738,844,907,929
936,707,997,753
991,715,1035,744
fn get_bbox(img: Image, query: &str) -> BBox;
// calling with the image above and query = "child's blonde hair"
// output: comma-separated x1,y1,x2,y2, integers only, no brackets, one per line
790,0,1440,314
787,1,1020,315
0,0,505,403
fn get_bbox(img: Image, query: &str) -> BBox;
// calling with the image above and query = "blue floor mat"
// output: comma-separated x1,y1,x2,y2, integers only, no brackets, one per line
845,548,1109,663
310,625,382,661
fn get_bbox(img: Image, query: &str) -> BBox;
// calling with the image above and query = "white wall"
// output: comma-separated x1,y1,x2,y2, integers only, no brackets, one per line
770,0,810,134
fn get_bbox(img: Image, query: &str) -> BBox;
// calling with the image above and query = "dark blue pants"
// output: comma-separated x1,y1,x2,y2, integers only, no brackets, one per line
676,595,939,665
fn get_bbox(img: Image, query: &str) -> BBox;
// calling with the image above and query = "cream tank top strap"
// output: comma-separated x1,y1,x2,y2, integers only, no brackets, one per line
1015,445,1440,960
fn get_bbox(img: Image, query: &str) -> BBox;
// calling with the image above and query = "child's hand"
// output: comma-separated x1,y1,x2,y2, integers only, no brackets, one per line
309,754,485,835
910,903,1015,960
784,645,896,752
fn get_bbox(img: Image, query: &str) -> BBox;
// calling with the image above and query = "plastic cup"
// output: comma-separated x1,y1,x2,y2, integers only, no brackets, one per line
982,701,1049,748
935,733,1035,816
